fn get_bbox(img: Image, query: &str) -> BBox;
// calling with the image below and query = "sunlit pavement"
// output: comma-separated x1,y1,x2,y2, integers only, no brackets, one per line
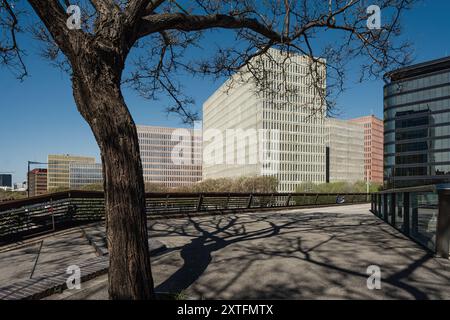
2,204,449,300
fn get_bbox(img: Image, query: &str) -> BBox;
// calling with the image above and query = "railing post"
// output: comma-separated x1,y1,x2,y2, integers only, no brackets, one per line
377,194,381,216
436,190,450,258
196,194,203,212
315,194,319,205
50,197,55,231
285,194,291,207
383,194,388,222
403,192,410,236
225,194,230,210
165,194,169,211
390,193,396,226
247,194,253,209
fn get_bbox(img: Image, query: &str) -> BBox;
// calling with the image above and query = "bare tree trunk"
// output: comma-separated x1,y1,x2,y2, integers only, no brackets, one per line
71,53,155,300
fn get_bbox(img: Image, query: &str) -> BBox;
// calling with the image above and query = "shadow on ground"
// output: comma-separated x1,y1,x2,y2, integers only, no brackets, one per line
149,205,449,300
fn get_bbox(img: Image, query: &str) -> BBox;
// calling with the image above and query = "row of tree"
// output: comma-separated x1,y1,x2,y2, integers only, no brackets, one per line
0,190,27,202
161,176,279,193
296,181,383,194
49,178,382,194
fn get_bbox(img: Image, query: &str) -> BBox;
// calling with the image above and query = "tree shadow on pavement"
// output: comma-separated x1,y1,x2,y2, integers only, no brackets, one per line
153,209,450,299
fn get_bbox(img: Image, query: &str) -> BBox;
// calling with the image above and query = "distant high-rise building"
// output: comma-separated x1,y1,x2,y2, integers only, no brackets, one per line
0,174,12,190
47,155,96,190
69,163,103,189
28,169,47,196
384,56,450,188
325,119,365,183
203,49,327,193
349,115,384,184
137,125,202,188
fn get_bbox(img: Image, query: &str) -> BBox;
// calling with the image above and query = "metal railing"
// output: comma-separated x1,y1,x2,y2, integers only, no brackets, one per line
0,190,369,244
371,184,450,258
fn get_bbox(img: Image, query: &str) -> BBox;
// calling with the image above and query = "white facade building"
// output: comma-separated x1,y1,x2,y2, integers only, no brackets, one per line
137,125,202,188
203,49,327,192
326,118,365,183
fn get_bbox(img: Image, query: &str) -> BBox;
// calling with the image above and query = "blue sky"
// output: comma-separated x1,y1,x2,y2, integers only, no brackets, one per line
1,1,450,183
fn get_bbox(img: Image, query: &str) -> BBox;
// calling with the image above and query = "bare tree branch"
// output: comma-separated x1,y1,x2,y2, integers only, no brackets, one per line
0,0,27,79
138,13,284,41
27,0,86,56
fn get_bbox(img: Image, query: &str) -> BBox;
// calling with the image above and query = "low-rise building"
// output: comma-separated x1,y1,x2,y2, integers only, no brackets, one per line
28,169,47,196
14,181,27,192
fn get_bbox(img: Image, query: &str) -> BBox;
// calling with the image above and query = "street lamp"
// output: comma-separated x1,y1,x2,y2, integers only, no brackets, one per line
27,161,48,197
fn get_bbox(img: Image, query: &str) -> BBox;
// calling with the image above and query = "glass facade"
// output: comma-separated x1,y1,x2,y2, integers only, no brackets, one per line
394,192,405,231
409,192,438,250
372,190,438,251
0,174,12,188
384,58,450,188
48,155,96,190
69,163,103,189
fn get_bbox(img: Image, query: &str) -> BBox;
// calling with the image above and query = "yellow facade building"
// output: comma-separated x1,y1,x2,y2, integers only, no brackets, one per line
47,154,95,191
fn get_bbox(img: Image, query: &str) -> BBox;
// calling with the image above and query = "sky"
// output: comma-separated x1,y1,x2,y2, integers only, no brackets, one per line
1,0,450,183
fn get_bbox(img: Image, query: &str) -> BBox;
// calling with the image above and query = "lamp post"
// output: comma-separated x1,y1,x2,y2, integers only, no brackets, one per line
27,161,48,197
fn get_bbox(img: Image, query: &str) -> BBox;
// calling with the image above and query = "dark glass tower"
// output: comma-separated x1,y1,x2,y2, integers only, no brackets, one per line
384,56,450,188
0,174,12,188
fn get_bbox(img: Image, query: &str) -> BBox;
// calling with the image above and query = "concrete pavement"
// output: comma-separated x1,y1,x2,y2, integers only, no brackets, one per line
42,204,450,300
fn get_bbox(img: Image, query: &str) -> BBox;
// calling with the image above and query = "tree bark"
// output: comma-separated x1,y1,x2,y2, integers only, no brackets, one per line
71,49,155,300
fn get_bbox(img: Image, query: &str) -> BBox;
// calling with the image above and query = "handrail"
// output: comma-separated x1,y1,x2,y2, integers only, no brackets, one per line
0,190,371,244
0,190,370,212
370,187,450,258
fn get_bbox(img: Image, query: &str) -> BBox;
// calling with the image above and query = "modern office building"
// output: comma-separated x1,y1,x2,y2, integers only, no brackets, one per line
28,169,47,196
350,115,384,184
47,155,96,190
325,118,365,183
384,56,450,188
0,174,12,190
137,125,202,188
69,163,103,189
203,49,327,192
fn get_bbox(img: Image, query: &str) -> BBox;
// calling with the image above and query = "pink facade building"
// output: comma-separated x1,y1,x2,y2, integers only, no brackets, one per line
349,115,384,184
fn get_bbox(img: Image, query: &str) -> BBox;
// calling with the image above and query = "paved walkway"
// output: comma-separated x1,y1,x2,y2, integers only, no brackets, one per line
1,204,449,299
0,224,165,300
0,228,98,287
48,204,450,300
